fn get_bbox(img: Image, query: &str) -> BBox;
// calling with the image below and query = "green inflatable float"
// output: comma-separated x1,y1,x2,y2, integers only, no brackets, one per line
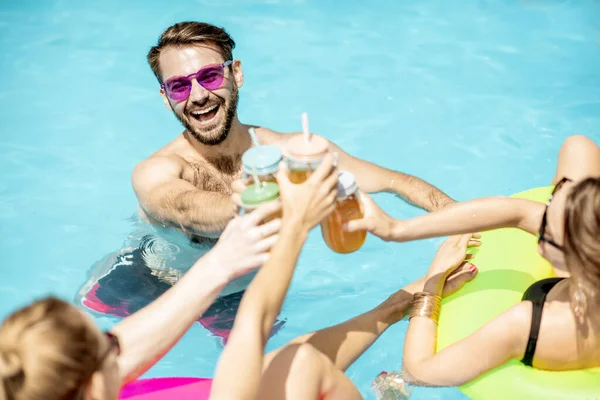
436,186,600,400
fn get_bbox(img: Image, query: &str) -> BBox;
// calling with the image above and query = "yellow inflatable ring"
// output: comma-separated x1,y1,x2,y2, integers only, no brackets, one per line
436,186,600,400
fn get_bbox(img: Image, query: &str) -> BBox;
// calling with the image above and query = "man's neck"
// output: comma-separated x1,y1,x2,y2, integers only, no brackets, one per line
185,118,251,158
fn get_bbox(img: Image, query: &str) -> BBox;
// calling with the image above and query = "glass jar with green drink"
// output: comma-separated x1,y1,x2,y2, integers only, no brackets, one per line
239,181,282,222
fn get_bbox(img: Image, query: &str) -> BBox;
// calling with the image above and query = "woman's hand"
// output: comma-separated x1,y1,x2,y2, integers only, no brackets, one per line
423,234,479,296
208,201,282,282
342,192,396,241
277,153,339,232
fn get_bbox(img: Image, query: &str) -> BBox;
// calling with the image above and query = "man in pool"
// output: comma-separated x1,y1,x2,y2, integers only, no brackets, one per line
132,21,455,240
79,21,455,342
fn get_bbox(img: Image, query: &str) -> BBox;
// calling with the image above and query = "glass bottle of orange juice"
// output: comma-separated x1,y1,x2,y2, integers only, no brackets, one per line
321,171,366,254
241,145,282,185
284,134,329,183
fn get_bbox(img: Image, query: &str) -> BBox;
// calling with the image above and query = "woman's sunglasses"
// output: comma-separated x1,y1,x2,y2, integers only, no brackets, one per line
161,60,233,102
538,177,572,250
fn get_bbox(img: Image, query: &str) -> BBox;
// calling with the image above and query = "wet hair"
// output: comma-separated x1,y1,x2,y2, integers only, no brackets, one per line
147,21,236,83
0,297,101,400
563,177,600,320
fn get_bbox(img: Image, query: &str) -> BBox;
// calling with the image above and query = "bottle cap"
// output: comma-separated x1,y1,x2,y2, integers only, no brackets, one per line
242,145,282,175
337,171,358,198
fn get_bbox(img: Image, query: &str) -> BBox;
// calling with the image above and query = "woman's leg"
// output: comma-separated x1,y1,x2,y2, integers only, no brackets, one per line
257,266,477,399
256,289,411,400
262,264,476,373
552,134,600,184
263,286,412,374
258,343,363,400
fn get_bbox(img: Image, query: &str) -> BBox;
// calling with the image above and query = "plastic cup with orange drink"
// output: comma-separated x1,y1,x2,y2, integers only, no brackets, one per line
283,113,330,183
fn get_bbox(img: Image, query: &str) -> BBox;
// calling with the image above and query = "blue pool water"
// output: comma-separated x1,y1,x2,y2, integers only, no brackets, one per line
1,0,599,398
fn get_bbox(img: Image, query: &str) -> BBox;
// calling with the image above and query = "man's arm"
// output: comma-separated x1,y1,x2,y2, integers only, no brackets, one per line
131,155,234,237
329,141,455,211
260,129,453,211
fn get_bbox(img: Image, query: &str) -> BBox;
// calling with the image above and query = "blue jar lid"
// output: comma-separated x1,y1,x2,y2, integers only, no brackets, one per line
242,145,283,175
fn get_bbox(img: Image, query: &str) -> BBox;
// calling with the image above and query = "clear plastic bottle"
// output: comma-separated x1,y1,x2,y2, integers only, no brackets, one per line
321,171,366,253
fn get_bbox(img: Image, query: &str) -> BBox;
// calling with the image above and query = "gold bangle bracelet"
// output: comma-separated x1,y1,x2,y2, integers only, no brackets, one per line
409,292,442,324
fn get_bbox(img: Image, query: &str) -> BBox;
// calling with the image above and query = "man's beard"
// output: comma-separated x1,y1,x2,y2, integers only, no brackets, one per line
177,85,239,146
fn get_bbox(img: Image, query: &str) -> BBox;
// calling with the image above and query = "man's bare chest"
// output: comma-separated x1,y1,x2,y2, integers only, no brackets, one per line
183,155,243,195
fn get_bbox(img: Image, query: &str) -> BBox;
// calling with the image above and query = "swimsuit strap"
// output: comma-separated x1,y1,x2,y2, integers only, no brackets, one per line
521,277,566,366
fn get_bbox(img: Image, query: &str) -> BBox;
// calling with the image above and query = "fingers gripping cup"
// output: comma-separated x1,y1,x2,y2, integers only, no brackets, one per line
321,171,366,254
284,134,329,183
242,145,282,185
240,181,282,222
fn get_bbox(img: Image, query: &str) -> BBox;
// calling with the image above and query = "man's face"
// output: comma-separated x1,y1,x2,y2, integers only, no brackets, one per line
158,44,242,145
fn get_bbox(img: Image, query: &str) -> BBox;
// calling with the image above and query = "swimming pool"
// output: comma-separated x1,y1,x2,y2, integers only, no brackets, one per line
1,0,599,398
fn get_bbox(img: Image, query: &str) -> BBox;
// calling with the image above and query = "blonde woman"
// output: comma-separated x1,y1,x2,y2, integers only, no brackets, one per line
0,200,283,400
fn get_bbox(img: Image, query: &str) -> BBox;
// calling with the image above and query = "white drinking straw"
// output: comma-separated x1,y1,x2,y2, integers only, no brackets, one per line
301,112,311,144
248,127,261,147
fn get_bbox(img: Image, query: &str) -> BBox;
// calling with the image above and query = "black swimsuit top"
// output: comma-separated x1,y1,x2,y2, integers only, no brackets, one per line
520,277,566,366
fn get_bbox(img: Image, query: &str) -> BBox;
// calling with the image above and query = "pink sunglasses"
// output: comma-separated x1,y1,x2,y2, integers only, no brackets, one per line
161,60,233,101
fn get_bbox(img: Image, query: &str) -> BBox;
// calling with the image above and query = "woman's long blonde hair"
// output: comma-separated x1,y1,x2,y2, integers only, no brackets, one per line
0,297,101,400
563,177,600,325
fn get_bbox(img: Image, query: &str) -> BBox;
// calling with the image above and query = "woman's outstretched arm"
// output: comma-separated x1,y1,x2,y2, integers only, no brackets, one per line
345,193,544,242
210,154,339,400
111,202,282,384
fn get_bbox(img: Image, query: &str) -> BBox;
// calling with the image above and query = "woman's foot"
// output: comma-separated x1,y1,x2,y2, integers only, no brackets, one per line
442,262,478,297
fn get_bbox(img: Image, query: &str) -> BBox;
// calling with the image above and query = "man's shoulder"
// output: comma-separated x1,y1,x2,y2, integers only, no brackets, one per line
136,135,198,169
148,134,191,159
132,136,195,180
